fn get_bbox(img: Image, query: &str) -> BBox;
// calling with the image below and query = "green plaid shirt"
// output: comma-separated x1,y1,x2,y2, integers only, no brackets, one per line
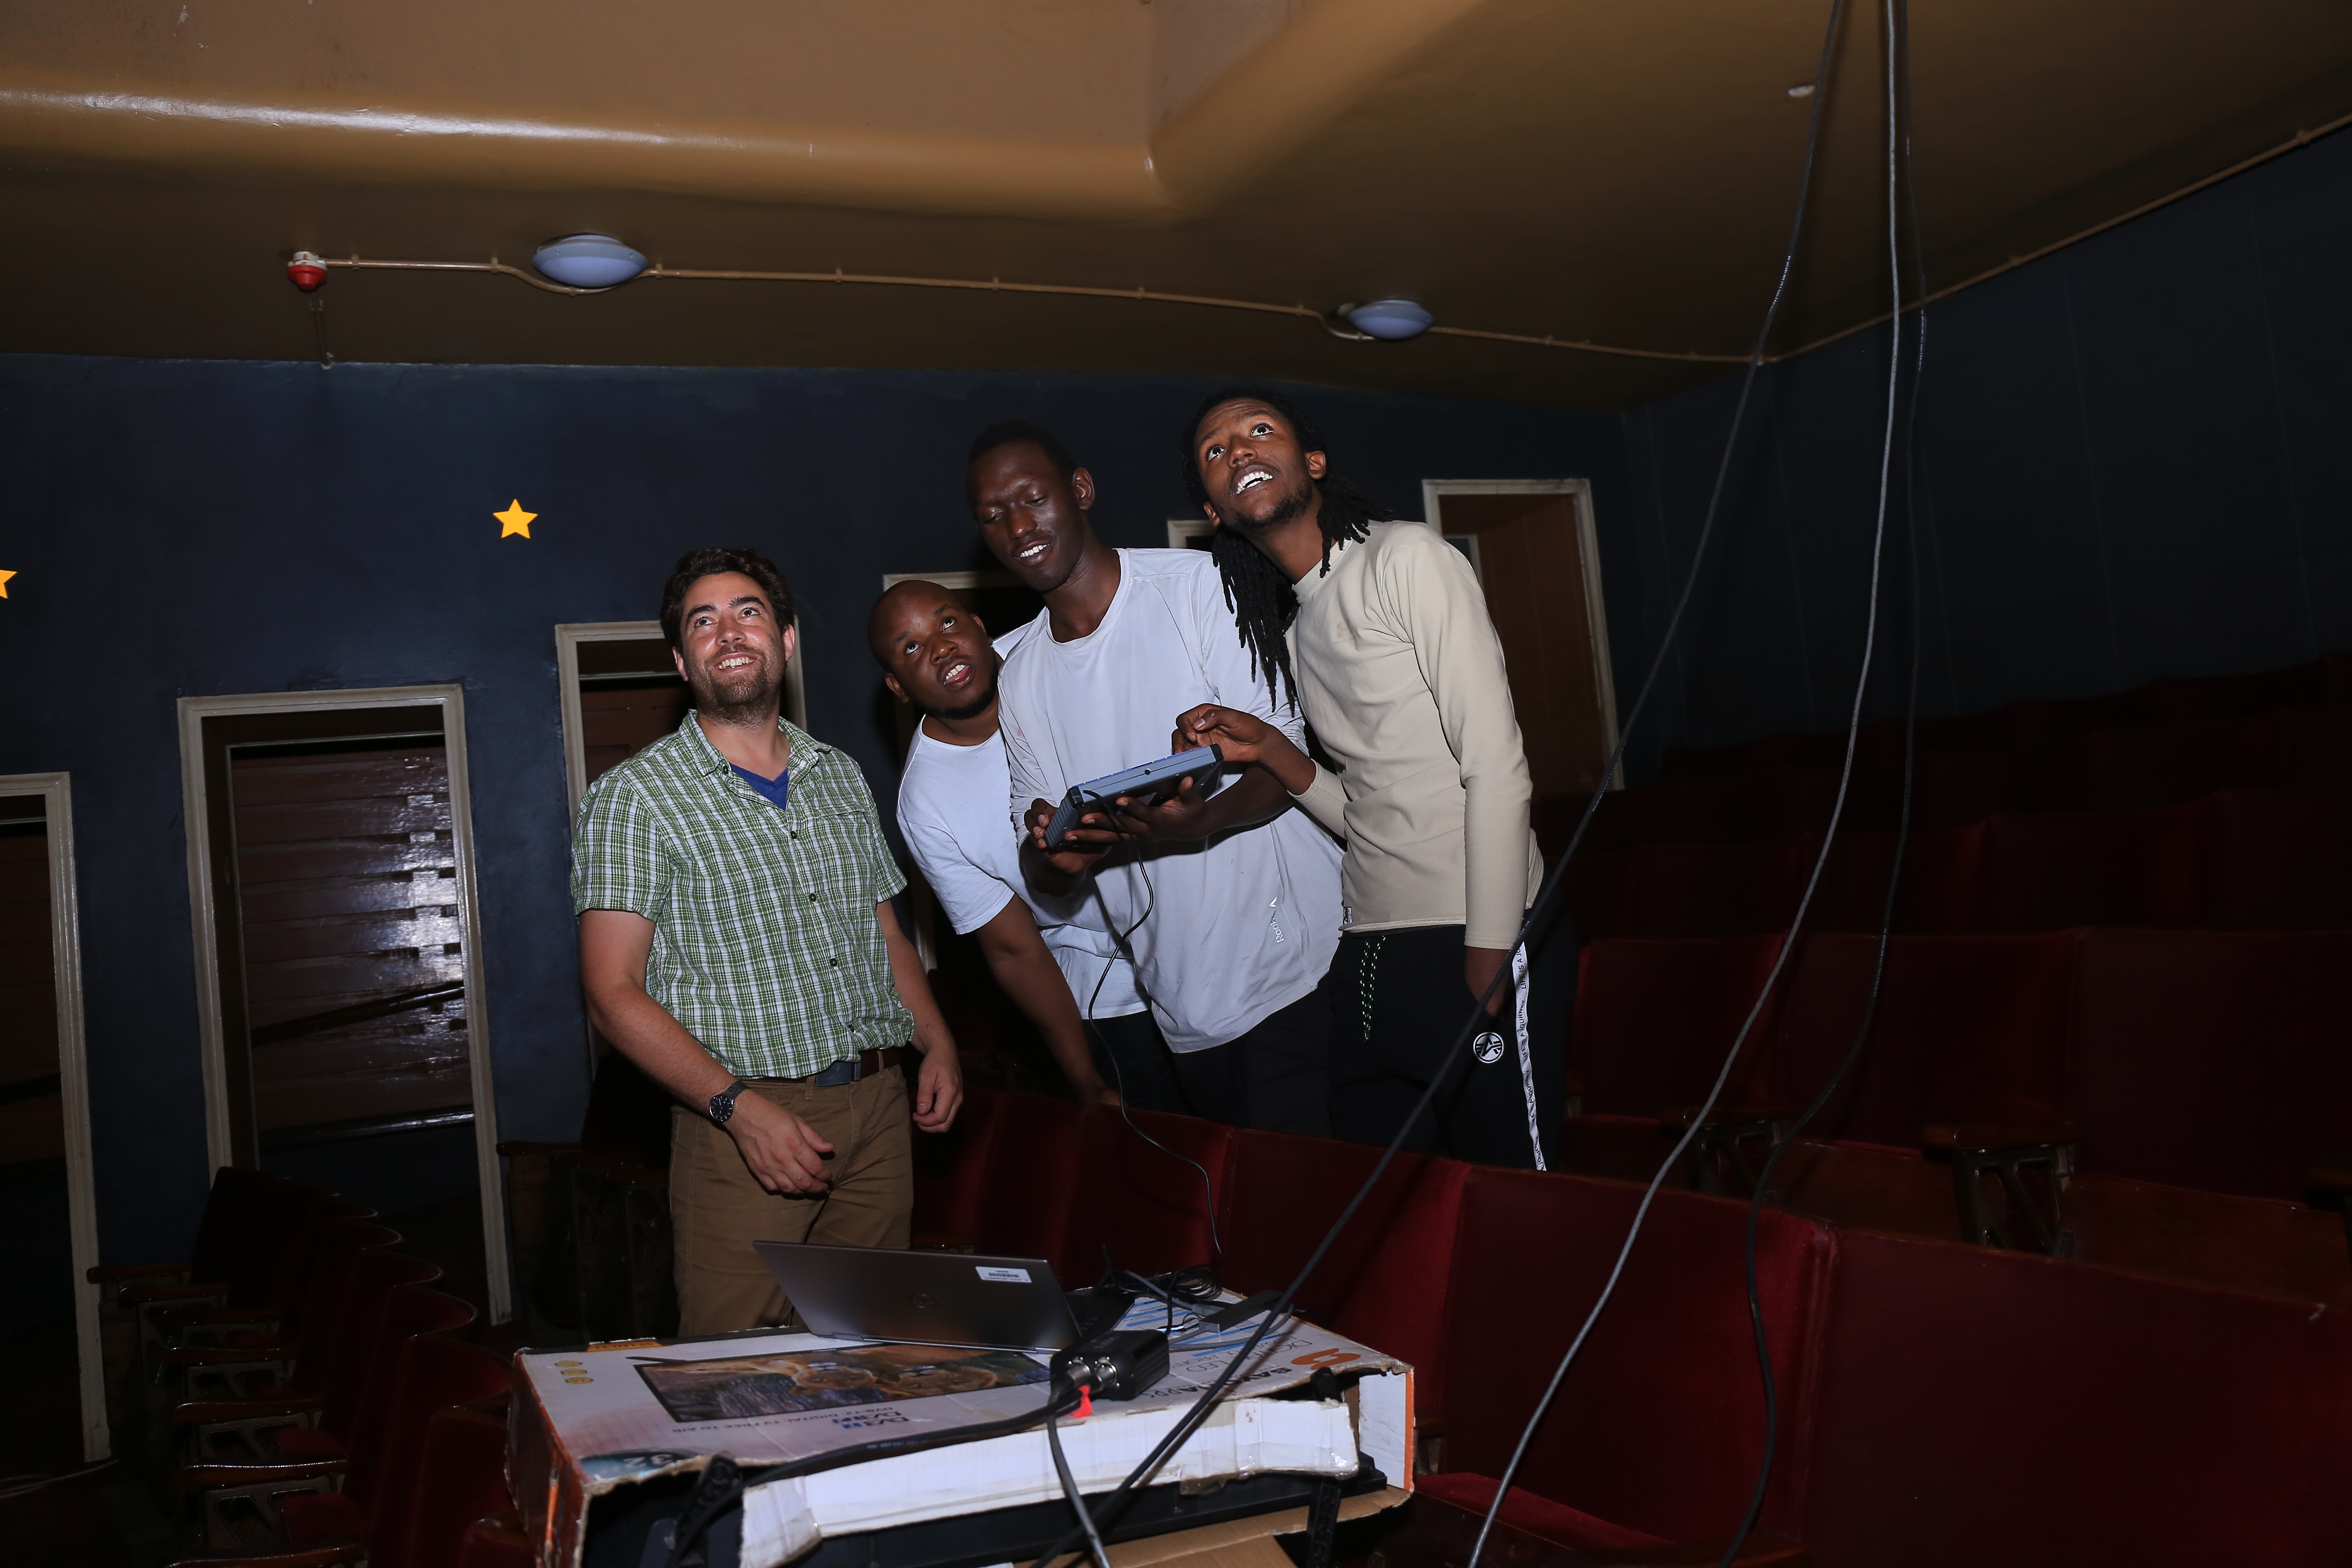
570,713,913,1078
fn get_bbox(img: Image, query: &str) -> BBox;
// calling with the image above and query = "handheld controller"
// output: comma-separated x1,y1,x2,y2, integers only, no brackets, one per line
1041,746,1224,849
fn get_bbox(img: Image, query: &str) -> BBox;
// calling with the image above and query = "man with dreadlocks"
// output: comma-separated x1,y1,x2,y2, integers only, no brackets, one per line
968,419,1344,1135
1174,388,1570,1171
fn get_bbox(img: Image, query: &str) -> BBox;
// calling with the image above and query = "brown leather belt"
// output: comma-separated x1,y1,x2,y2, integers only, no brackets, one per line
754,1045,906,1087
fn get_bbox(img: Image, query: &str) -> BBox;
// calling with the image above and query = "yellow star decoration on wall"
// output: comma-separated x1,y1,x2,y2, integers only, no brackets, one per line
0,570,14,598
494,500,538,539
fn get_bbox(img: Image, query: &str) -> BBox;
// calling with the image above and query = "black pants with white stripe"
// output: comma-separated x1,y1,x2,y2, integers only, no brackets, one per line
1322,907,1575,1170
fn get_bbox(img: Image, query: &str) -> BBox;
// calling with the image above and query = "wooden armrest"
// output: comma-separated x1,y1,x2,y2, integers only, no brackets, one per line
155,1304,280,1329
459,1389,513,1419
1923,1123,2082,1154
89,1262,191,1283
174,1394,322,1423
2309,1156,2352,1192
1414,1413,1447,1441
166,1546,365,1568
173,1458,347,1490
156,1343,293,1368
1663,1104,1794,1131
120,1281,231,1304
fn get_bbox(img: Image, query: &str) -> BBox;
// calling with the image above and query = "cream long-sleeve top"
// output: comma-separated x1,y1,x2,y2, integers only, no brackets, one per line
1282,520,1545,951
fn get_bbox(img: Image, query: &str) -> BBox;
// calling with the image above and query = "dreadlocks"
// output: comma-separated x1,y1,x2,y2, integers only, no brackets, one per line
1180,385,1393,710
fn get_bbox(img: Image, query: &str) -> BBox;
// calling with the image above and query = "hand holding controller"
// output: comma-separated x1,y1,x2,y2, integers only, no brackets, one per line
1039,746,1225,849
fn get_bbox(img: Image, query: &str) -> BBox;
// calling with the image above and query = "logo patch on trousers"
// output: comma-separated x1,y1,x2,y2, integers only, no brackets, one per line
1472,1031,1508,1065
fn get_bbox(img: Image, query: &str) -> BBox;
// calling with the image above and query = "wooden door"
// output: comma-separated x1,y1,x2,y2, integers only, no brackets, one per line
230,745,472,1134
1430,488,1620,802
0,808,59,1170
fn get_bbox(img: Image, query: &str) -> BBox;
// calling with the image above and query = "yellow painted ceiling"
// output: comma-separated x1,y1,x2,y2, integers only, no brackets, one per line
1,0,2346,407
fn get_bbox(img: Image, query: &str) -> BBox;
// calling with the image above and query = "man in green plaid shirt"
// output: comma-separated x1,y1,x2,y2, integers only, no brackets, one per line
575,547,962,1334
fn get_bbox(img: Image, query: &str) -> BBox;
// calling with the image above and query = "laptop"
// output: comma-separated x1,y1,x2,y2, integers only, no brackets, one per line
753,1241,1124,1352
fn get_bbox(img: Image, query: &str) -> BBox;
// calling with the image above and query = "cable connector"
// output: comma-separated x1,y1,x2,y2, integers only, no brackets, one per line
1051,1329,1170,1403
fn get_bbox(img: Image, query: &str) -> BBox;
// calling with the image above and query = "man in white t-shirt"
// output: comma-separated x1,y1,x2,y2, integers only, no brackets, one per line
869,577,1187,1111
966,420,1344,1134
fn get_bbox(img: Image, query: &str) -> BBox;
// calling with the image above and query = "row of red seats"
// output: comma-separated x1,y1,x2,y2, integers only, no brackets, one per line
1598,706,2352,843
90,1168,528,1568
1565,786,2352,938
915,1088,2352,1566
1655,651,2352,783
1568,928,2352,1203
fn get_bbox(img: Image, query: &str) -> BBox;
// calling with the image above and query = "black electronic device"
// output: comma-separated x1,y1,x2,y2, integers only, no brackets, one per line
1041,746,1223,849
1049,1328,1170,1403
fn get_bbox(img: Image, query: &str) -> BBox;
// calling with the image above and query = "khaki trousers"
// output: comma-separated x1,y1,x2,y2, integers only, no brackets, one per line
669,1069,913,1336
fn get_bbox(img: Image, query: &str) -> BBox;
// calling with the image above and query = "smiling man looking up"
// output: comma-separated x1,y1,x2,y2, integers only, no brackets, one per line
573,546,962,1334
1174,388,1569,1170
868,577,1185,1112
969,420,1343,1134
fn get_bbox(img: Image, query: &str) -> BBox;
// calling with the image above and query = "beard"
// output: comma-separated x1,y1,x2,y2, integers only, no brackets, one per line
918,665,998,724
1213,475,1314,539
687,651,785,725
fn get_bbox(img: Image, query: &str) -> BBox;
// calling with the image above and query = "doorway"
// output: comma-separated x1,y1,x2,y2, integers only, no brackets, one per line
0,773,106,1461
1423,480,1621,802
176,687,509,1320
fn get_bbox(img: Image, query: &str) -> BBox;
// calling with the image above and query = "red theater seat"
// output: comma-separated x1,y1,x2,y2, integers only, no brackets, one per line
1650,769,1836,843
970,1092,1083,1274
276,1332,511,1565
1976,804,2205,932
2205,787,2352,930
2065,930,2352,1200
1058,1106,1234,1283
1569,936,1785,1118
1772,934,2075,1149
1610,839,1807,938
911,1083,1004,1245
1218,1133,1470,1409
1434,1169,1834,1545
1800,1231,2352,1568
2077,715,2283,808
1810,823,1984,935
1768,1138,1960,1241
2144,660,2327,723
2282,706,2352,786
1911,748,2015,830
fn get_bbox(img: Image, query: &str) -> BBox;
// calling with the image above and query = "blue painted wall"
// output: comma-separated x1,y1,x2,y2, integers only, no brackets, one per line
0,360,1627,1261
1615,126,2352,774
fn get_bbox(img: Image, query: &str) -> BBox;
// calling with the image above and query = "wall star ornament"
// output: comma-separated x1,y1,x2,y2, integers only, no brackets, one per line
0,569,15,597
494,500,538,539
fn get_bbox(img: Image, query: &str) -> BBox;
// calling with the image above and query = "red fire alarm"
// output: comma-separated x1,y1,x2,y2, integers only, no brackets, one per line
287,251,328,292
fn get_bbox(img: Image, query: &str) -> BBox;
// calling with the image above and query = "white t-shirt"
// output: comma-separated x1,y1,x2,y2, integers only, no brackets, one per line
998,548,1343,1053
895,622,1140,1018
897,723,1144,1017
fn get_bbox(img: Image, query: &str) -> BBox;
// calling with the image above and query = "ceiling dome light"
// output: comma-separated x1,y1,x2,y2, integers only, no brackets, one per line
1343,298,1434,341
531,235,648,288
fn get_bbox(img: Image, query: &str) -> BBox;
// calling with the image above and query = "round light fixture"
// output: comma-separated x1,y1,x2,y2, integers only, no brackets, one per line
531,234,648,289
1343,298,1434,341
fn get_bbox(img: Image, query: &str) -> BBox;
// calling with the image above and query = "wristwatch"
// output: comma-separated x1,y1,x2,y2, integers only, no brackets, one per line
708,1078,753,1126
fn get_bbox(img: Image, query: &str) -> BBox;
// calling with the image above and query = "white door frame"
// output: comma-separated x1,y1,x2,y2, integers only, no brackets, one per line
556,621,807,823
1422,479,1622,782
0,773,106,1460
174,686,512,1321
